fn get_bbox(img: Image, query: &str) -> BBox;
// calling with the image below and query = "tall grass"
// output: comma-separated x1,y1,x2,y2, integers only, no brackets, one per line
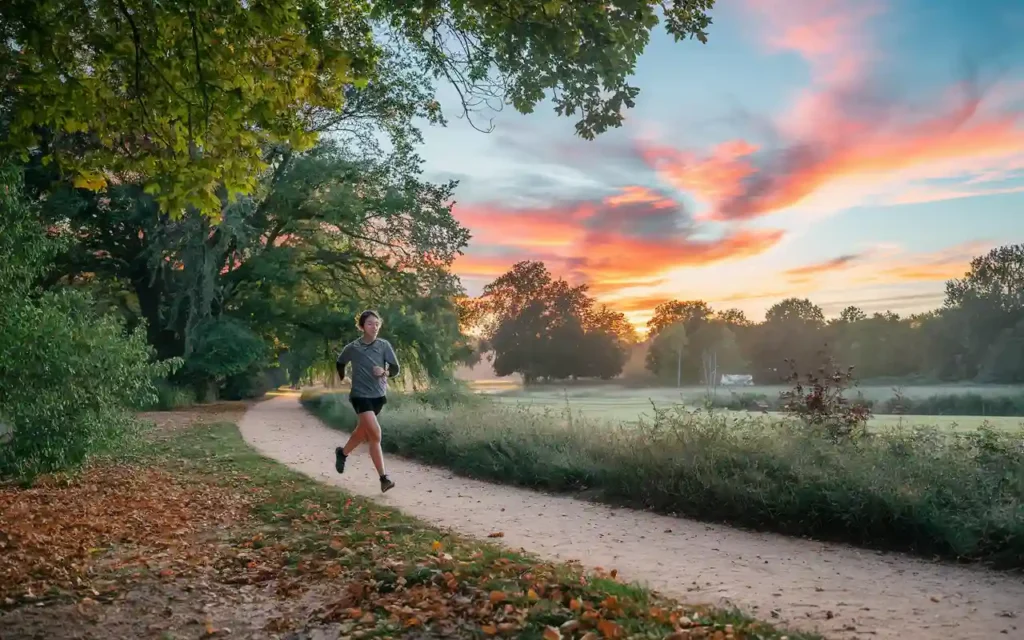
303,389,1024,569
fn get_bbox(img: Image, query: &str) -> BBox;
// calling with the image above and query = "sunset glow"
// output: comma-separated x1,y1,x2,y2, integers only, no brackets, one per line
420,0,1024,328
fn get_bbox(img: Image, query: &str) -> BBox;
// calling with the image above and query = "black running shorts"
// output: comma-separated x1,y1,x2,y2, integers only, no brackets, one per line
350,395,386,415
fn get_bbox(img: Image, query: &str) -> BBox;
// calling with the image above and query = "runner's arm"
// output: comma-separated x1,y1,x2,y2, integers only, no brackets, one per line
336,344,352,381
383,341,401,378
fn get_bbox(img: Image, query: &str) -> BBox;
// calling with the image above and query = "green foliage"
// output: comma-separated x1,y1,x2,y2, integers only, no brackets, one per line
29,136,471,397
3,0,716,217
0,164,168,479
373,0,715,140
179,317,268,400
646,321,688,385
2,0,378,217
645,301,750,383
480,261,633,382
307,391,1024,568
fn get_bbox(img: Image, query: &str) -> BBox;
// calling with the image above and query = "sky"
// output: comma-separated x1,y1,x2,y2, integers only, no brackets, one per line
416,0,1024,330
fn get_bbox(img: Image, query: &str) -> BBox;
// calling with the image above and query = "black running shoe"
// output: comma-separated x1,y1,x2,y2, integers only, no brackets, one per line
380,475,395,493
334,447,346,474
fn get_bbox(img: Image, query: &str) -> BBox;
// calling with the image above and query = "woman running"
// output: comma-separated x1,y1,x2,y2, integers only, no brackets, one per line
334,310,400,493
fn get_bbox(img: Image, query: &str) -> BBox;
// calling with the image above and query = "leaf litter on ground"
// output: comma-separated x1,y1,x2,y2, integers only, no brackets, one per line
0,418,820,639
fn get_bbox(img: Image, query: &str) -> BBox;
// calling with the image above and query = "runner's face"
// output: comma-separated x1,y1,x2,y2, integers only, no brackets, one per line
362,315,381,339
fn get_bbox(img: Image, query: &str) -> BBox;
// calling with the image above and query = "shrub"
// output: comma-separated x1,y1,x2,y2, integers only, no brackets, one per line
220,368,274,401
177,317,268,401
779,358,872,441
304,390,1024,568
0,164,169,479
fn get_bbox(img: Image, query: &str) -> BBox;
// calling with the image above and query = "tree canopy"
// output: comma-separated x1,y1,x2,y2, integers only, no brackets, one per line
2,0,715,216
477,261,636,383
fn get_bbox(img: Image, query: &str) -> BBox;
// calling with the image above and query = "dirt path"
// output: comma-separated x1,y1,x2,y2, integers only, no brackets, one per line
239,394,1023,640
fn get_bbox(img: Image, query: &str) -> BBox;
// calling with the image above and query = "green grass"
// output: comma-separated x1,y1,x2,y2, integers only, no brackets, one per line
482,385,1024,431
150,421,817,640
305,389,1024,569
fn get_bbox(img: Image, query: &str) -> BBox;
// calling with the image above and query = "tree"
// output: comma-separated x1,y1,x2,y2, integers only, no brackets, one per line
647,300,714,337
946,244,1024,311
764,298,825,325
645,299,713,381
28,137,471,396
941,244,1024,381
692,322,746,374
2,0,716,216
837,306,867,323
748,298,828,382
481,262,631,382
649,322,688,387
716,308,751,327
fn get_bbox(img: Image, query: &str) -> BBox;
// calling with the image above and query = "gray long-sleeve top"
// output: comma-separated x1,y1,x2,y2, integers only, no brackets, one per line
336,338,400,398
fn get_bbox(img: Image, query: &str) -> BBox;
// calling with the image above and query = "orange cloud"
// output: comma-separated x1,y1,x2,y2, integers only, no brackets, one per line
454,204,589,249
784,253,865,281
635,0,1021,221
603,185,676,208
854,241,987,284
452,186,786,294
782,241,989,287
640,93,1024,221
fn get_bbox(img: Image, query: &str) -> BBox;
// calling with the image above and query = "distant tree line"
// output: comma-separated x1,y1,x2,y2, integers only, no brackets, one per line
474,244,1024,385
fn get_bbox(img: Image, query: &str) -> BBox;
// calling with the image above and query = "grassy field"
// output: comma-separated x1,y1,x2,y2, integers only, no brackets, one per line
1,410,813,640
480,383,1024,431
305,388,1024,568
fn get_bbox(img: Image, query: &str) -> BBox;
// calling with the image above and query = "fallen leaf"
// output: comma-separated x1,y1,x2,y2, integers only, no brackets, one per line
489,590,506,604
598,619,623,638
482,624,498,636
569,598,582,611
543,626,562,640
527,589,539,601
488,532,505,538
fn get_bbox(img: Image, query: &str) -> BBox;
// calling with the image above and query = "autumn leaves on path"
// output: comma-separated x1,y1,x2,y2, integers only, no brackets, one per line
240,394,1024,640
1,413,806,640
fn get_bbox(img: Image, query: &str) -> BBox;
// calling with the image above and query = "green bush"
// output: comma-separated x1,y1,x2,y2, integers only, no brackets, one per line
220,368,274,401
304,391,1024,568
0,163,168,479
178,317,268,401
